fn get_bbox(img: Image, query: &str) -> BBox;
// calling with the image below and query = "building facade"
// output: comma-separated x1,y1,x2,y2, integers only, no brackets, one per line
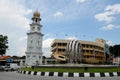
25,10,43,66
51,39,108,64
113,57,120,65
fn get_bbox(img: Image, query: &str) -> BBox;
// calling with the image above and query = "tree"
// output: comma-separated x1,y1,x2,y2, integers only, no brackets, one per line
109,44,120,57
42,56,46,59
20,56,26,59
12,56,20,59
0,35,8,56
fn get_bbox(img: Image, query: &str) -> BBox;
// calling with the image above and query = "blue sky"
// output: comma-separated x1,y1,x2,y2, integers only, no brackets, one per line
0,0,120,57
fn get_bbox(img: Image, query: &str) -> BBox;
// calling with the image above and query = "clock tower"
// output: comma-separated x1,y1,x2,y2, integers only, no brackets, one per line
25,10,43,66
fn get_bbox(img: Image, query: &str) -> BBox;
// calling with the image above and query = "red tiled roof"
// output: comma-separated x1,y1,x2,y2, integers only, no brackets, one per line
0,56,11,60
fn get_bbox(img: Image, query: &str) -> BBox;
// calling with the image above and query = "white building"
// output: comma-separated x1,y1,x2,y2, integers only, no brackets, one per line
25,10,43,66
113,57,120,65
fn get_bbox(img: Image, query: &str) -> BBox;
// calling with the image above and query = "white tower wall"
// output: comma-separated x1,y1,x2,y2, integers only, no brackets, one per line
25,11,43,66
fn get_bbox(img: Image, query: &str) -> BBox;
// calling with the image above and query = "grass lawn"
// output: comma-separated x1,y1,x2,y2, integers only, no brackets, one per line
20,67,120,73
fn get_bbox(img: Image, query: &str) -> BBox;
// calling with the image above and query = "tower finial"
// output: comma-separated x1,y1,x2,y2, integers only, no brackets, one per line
33,9,40,17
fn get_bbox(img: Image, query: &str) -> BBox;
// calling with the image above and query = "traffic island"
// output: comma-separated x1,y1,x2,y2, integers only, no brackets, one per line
17,70,120,77
18,64,120,77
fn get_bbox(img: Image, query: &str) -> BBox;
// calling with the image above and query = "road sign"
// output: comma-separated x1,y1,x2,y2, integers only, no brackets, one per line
6,58,14,62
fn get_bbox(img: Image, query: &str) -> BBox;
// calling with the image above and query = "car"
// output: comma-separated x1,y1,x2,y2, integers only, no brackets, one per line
3,66,13,71
3,63,20,71
0,66,4,71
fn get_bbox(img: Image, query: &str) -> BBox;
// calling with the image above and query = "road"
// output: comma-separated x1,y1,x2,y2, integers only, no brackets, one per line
0,72,119,80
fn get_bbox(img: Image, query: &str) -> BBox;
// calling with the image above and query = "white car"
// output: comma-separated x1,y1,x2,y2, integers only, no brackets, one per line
4,63,20,71
4,66,13,71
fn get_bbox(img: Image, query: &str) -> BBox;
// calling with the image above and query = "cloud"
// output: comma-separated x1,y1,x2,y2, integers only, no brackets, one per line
94,12,114,23
100,24,120,30
43,38,54,48
0,0,32,29
18,36,27,41
106,40,113,46
0,0,32,56
42,38,55,57
54,11,63,17
105,4,120,13
76,0,86,3
65,36,78,40
95,4,120,23
16,47,26,56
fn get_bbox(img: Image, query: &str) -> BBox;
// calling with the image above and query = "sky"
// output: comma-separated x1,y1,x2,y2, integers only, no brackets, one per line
0,0,120,57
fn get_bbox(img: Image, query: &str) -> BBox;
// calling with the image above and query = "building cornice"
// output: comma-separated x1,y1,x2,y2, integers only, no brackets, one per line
27,32,44,36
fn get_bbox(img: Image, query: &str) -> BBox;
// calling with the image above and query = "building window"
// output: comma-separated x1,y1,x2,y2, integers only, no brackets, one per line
37,27,40,31
38,41,39,44
33,55,36,57
63,43,66,46
58,43,60,46
27,55,30,58
31,40,33,43
86,45,88,48
39,56,41,59
82,44,85,47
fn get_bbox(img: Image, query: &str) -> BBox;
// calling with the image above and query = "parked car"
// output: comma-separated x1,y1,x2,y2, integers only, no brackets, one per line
4,66,13,71
0,66,4,71
3,63,20,71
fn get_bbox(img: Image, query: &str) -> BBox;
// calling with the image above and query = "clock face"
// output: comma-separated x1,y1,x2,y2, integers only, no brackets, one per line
32,27,35,30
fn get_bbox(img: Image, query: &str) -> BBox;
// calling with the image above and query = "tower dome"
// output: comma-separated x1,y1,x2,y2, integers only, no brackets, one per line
33,10,40,17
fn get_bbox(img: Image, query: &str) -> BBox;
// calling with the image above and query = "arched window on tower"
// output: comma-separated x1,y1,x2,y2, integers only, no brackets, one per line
37,27,40,31
38,41,39,44
36,19,37,22
31,40,33,44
